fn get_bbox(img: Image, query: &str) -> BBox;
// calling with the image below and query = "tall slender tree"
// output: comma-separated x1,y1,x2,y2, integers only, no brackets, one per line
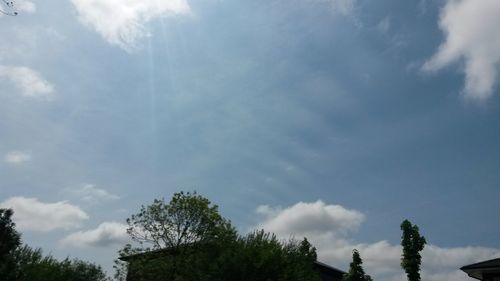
342,249,373,281
400,219,426,281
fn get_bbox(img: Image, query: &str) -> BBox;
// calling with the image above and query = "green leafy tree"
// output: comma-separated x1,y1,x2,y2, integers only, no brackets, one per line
118,191,237,281
126,191,236,250
216,230,319,281
280,237,319,281
117,192,321,281
400,219,426,281
12,245,110,281
342,249,373,281
0,208,21,257
0,208,21,280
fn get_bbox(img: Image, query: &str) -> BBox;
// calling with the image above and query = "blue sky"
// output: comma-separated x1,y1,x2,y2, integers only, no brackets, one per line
1,0,500,280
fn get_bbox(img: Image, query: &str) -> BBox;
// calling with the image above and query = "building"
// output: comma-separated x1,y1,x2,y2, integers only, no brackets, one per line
461,258,500,281
314,261,345,281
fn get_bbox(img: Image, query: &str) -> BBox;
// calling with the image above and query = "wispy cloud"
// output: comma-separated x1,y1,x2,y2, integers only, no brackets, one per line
254,201,500,281
326,0,356,16
377,17,390,34
71,0,191,51
4,151,31,164
15,0,36,14
61,221,129,248
423,0,500,101
63,184,120,202
0,197,89,232
0,66,54,100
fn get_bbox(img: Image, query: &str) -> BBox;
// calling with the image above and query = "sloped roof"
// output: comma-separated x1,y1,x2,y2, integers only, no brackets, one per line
461,258,500,280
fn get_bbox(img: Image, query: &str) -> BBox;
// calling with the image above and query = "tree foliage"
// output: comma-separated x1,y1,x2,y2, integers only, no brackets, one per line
0,208,109,281
11,245,110,281
126,191,236,250
342,249,372,281
0,208,21,280
234,230,319,281
400,219,426,281
117,192,320,281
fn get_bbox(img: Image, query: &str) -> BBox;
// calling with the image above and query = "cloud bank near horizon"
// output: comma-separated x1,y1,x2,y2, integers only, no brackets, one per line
254,200,500,281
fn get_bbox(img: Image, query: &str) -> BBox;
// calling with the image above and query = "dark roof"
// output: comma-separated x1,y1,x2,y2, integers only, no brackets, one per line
461,258,500,280
462,258,500,270
314,260,345,281
119,247,174,261
314,260,345,275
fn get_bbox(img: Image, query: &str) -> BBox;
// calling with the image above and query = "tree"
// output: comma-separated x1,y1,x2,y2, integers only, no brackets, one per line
280,236,319,281
400,219,426,281
118,191,237,281
1,208,109,281
342,249,373,281
12,245,110,281
126,191,236,250
0,208,20,258
117,192,321,281
0,208,21,280
206,230,319,281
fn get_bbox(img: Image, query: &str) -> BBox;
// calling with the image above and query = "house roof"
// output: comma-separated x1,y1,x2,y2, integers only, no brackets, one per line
314,260,346,279
314,260,345,274
119,247,175,262
461,258,500,280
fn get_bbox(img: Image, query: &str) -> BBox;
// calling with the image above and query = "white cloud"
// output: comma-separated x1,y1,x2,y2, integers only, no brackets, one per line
253,201,500,281
64,184,120,202
0,197,89,232
423,0,500,100
4,151,31,164
256,200,365,236
16,0,36,14
0,66,54,99
61,222,129,248
71,0,191,51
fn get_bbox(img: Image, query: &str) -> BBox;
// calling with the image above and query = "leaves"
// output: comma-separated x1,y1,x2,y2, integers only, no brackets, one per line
400,219,426,281
0,208,108,281
125,191,236,250
342,249,372,281
119,193,320,281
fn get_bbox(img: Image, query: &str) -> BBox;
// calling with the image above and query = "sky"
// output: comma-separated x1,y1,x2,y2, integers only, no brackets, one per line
0,0,500,280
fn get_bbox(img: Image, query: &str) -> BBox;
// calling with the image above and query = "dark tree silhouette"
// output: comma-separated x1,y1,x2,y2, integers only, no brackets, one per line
0,208,21,280
342,249,373,281
400,219,426,281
